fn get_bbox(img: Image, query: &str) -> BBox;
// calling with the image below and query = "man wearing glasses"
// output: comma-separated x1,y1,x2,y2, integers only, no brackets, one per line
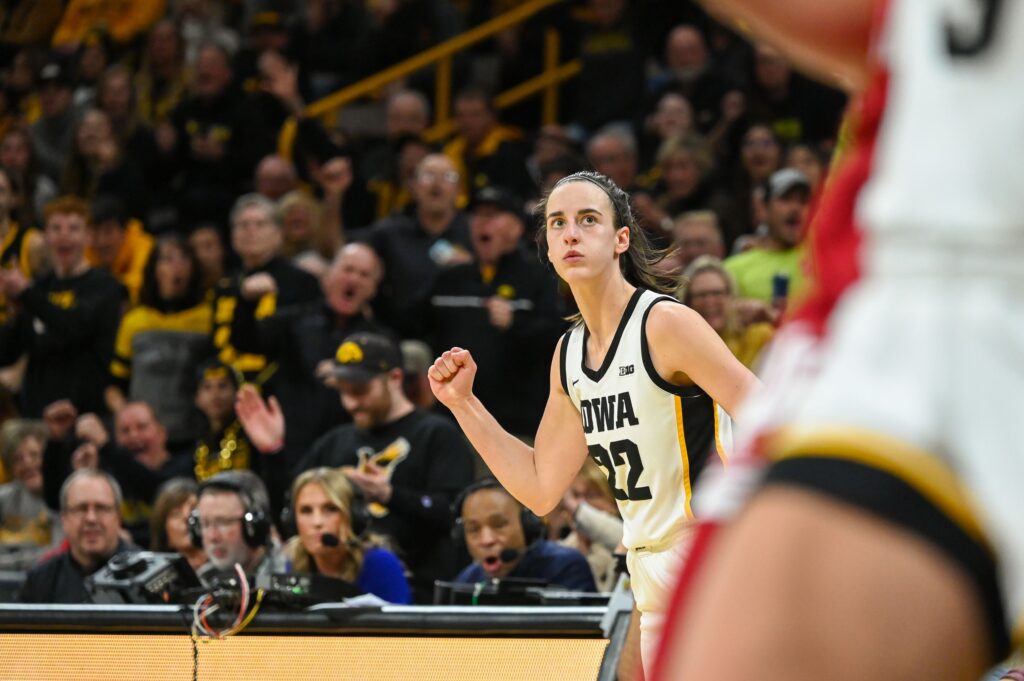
20,469,138,603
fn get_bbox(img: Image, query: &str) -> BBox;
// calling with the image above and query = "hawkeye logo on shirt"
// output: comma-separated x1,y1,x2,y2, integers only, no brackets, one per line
48,290,75,309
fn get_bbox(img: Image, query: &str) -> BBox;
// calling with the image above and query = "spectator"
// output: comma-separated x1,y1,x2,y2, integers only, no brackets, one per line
442,88,534,204
96,66,158,192
228,242,389,461
189,470,284,581
161,41,271,223
290,0,370,98
285,467,411,604
30,58,81,184
0,126,59,224
361,90,431,199
277,190,329,276
672,210,726,271
554,459,624,592
71,28,113,109
67,404,193,546
186,222,227,293
726,122,783,246
61,108,149,218
149,477,205,571
134,18,190,125
586,125,641,193
0,420,63,570
237,332,475,603
19,468,138,603
357,154,473,337
0,1,63,53
745,43,846,148
647,24,739,134
453,479,596,592
724,168,809,304
191,360,255,483
210,193,321,375
678,256,775,371
0,196,124,417
427,187,565,437
570,0,644,133
84,195,154,305
106,234,211,444
0,166,45,324
254,155,297,202
639,92,696,174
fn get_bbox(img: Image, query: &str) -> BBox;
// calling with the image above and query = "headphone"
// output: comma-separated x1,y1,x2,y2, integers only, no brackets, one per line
278,488,370,541
187,473,271,550
451,478,545,547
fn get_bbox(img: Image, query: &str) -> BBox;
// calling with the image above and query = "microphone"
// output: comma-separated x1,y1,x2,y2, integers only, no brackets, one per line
320,533,341,547
499,548,519,563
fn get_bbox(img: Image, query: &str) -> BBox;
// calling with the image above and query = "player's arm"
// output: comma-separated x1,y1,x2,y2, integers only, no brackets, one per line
697,0,873,90
646,303,759,417
429,339,590,516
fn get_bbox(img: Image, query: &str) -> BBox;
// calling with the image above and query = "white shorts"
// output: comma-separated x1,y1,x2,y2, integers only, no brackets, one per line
627,527,695,675
716,257,1024,652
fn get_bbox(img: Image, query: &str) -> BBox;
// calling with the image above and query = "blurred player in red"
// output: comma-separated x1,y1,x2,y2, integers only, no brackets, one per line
655,0,1024,679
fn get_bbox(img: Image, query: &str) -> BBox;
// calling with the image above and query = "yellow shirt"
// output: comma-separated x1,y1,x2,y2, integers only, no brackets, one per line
86,219,153,305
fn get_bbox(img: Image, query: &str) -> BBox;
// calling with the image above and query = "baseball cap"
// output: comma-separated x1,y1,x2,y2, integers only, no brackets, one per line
765,168,811,201
331,332,402,383
469,186,528,226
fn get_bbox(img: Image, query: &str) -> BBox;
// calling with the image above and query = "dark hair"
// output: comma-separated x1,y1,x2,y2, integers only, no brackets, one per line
138,234,204,310
535,171,677,319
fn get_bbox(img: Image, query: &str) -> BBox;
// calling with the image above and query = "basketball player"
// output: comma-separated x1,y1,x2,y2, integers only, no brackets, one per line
652,1,1024,679
429,170,759,672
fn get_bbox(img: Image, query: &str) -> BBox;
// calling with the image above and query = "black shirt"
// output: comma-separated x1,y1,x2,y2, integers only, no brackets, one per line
295,410,475,603
427,248,566,436
0,267,124,417
19,539,139,604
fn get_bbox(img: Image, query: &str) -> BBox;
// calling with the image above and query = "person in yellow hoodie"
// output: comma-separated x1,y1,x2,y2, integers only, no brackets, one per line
84,195,152,304
442,88,535,206
50,0,165,50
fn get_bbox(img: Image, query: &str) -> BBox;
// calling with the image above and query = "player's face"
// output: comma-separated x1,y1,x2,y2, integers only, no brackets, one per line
544,181,629,285
462,489,527,578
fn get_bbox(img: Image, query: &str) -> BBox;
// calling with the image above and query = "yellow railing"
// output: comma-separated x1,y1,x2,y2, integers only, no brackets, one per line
303,0,582,137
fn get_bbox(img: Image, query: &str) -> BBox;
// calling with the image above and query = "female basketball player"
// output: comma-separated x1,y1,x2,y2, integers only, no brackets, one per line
429,171,758,672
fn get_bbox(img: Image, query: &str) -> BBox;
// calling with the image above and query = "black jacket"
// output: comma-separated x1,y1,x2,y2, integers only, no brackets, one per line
19,539,139,603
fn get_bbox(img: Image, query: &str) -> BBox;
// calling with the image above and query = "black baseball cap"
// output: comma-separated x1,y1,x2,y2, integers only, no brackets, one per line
469,186,528,226
331,332,402,383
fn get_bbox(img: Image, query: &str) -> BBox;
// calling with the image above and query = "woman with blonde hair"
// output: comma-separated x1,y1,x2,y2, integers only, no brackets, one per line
285,467,411,603
676,255,775,370
557,458,624,592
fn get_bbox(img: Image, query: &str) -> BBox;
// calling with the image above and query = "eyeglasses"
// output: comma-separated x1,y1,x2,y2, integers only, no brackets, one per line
197,516,244,532
64,503,117,518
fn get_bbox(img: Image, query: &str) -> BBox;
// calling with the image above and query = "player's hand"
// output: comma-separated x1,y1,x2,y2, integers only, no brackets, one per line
235,384,285,454
427,347,477,408
240,272,278,300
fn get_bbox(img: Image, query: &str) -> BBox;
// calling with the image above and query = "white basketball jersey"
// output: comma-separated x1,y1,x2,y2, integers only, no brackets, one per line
561,289,731,550
858,0,1024,244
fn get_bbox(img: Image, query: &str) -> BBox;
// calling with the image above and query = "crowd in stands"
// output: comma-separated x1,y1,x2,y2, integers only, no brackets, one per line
0,0,845,606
